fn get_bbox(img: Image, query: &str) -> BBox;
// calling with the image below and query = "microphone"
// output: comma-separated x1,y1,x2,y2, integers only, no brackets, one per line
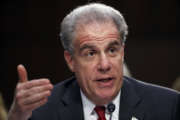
107,103,115,120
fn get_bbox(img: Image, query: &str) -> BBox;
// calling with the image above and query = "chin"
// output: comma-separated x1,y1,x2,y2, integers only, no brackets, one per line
96,93,115,103
95,96,113,105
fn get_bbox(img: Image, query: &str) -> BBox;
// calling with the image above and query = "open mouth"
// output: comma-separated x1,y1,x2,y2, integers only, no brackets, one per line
96,77,114,82
95,77,114,87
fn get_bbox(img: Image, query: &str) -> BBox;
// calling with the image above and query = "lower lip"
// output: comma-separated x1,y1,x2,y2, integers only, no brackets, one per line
96,79,114,87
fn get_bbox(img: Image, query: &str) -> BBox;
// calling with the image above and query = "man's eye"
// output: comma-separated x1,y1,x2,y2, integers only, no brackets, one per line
109,48,116,53
87,51,96,56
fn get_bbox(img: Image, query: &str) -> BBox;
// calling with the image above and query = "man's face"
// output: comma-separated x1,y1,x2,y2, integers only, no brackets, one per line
64,22,124,105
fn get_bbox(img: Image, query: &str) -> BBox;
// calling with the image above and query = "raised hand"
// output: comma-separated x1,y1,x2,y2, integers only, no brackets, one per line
8,64,53,120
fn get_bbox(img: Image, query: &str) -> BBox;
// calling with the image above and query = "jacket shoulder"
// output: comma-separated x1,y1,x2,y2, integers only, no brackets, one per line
122,76,180,119
124,76,179,98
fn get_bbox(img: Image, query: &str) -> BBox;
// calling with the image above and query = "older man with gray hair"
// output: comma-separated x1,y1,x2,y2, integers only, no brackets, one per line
8,3,180,120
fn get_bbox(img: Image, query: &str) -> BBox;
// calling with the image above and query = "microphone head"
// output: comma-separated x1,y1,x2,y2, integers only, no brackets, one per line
107,103,115,113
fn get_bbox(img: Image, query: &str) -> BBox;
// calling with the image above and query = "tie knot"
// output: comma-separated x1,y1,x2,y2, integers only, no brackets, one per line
94,106,106,120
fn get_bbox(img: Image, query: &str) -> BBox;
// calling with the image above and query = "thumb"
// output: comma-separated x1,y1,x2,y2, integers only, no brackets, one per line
17,64,28,83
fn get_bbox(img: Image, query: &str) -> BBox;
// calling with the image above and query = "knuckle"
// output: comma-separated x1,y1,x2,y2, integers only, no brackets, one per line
15,93,22,101
40,99,47,105
36,91,49,99
37,93,43,98
16,83,22,91
45,91,51,96
48,91,51,95
48,84,53,89
27,82,33,88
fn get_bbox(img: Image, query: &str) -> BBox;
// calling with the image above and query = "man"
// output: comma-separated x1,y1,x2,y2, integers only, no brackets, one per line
8,3,180,120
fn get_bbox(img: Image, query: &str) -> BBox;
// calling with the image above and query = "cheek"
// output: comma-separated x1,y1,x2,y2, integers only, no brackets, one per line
76,58,97,73
112,56,123,68
74,60,96,81
75,63,97,94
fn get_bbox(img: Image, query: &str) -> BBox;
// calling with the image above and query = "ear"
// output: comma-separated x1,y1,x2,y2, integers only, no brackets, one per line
64,50,75,72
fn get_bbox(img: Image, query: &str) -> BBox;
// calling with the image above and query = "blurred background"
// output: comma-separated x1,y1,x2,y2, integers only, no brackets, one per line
1,0,180,110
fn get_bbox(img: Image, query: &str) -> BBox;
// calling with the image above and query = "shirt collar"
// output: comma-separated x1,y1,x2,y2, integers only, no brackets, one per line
80,90,95,115
80,89,121,116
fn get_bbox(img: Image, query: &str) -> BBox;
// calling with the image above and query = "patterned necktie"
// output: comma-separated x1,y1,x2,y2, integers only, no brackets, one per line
94,106,106,120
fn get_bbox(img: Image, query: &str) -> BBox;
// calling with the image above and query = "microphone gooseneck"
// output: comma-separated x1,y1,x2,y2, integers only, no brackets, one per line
107,103,115,120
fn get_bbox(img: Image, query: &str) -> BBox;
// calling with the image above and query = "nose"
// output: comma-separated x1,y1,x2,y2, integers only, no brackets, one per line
98,53,111,73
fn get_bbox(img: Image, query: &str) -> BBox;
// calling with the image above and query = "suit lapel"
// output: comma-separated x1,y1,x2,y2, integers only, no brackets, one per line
119,77,145,120
58,80,84,120
57,77,145,120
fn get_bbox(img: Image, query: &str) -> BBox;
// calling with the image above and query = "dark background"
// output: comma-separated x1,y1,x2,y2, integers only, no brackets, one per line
1,0,180,109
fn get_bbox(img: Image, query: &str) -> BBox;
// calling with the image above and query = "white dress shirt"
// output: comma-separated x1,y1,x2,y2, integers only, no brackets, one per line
80,90,121,120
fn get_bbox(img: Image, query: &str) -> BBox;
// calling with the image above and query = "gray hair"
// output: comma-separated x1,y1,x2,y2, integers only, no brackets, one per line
60,3,128,54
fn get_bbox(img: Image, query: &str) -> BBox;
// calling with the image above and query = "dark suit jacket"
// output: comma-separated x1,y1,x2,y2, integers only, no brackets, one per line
30,76,180,120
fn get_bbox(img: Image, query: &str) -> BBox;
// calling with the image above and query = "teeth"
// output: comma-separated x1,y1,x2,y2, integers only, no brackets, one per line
98,78,112,82
102,79,108,82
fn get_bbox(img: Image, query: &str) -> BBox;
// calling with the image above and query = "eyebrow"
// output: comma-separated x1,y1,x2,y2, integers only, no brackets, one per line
108,40,121,47
79,40,121,52
79,44,96,52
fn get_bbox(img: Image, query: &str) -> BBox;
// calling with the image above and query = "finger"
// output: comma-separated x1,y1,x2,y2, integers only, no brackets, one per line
21,79,52,90
24,98,48,111
22,91,51,105
17,64,28,83
18,83,53,98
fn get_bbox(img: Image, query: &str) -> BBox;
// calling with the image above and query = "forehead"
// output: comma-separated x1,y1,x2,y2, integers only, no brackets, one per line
73,22,119,47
